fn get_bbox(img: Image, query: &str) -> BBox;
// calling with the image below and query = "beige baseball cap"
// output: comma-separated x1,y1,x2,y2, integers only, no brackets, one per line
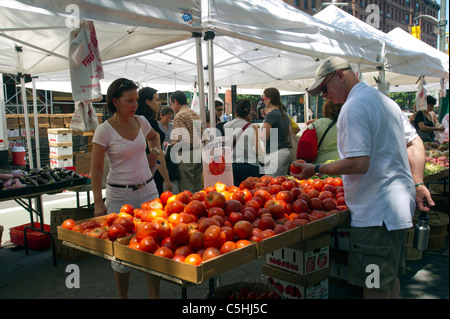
306,56,351,95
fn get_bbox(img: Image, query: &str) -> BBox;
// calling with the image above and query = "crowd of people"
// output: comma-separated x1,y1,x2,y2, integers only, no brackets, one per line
90,56,446,299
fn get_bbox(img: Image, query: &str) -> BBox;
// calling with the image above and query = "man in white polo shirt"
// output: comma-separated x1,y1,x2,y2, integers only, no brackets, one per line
291,56,434,299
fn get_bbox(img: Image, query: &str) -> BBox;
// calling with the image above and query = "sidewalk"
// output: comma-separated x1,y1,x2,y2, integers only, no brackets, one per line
0,233,447,299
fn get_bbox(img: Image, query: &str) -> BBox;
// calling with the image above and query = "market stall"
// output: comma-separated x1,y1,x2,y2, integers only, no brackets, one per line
0,167,88,266
56,174,350,298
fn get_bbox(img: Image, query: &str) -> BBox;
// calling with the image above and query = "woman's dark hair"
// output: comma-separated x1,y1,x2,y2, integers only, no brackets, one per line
235,99,252,118
136,87,158,119
263,87,284,118
323,100,343,121
170,90,188,106
427,95,437,106
106,78,138,113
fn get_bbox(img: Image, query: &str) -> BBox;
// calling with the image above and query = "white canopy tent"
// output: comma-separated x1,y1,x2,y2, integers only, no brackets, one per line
0,0,438,159
314,5,449,90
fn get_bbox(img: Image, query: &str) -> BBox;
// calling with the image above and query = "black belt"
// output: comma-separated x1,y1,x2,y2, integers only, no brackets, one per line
108,177,154,191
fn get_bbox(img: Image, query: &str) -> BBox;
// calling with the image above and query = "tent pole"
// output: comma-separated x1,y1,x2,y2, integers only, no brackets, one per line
32,78,41,169
205,31,216,132
193,32,206,125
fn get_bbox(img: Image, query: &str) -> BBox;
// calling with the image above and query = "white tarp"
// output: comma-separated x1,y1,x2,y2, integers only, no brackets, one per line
314,5,449,84
2,0,446,95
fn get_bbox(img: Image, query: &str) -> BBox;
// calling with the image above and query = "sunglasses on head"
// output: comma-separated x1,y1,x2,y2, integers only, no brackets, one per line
114,79,138,97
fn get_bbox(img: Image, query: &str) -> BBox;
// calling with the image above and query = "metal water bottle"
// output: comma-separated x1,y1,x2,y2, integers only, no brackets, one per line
413,211,430,251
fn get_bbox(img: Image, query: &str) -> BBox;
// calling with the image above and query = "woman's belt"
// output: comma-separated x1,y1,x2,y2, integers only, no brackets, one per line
108,177,154,191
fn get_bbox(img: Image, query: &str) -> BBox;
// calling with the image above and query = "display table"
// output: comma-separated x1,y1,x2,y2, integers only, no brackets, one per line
424,169,449,195
0,177,88,266
59,210,350,298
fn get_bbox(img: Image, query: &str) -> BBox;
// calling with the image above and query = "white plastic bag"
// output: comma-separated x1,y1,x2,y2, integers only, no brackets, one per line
415,77,427,111
69,20,104,102
70,101,99,131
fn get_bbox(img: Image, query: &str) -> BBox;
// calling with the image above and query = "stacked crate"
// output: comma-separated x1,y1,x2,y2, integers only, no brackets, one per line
48,128,73,168
262,234,331,299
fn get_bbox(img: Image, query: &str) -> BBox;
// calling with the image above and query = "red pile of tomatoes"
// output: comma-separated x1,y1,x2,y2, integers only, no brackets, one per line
61,175,347,266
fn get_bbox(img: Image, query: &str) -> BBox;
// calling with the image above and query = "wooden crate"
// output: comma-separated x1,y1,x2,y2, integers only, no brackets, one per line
427,210,449,251
50,208,95,261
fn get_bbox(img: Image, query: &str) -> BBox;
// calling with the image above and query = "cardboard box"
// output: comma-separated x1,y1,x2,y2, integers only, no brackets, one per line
330,250,349,280
6,115,19,128
255,226,303,257
7,128,20,138
50,156,73,168
51,208,94,261
38,114,50,127
326,227,350,251
263,264,330,299
20,127,35,137
75,152,92,174
49,114,65,128
48,128,72,143
57,216,114,256
265,233,330,275
64,114,74,125
49,142,73,157
114,237,257,284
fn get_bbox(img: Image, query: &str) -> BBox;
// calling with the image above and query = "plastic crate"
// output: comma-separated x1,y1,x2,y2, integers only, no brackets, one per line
10,223,51,250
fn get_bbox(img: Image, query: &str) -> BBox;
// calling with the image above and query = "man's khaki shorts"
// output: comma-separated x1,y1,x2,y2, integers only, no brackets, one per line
348,223,407,291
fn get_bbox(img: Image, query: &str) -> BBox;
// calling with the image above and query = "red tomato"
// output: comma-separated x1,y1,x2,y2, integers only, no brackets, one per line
176,191,192,205
62,219,76,230
292,199,310,214
170,223,190,247
172,255,186,262
164,200,186,215
185,200,207,218
184,253,203,266
174,245,194,257
108,224,127,240
224,199,243,215
233,220,253,239
276,191,295,203
202,247,222,261
290,159,306,174
151,217,171,239
322,198,337,211
228,212,244,225
188,231,204,251
120,204,134,216
198,218,221,232
113,216,135,233
309,198,323,210
236,239,251,248
135,222,157,242
160,191,173,205
106,213,119,226
332,177,343,187
204,191,226,209
207,207,226,218
259,216,276,230
192,191,206,202
139,236,158,253
203,225,224,248
220,241,237,254
72,225,85,233
154,246,174,259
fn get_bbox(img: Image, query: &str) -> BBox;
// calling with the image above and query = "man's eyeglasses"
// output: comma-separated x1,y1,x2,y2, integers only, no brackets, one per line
320,72,336,95
216,108,223,112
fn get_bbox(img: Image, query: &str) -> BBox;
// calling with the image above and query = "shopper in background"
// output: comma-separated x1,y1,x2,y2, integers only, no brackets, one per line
414,95,445,142
306,99,342,164
215,100,226,136
170,90,203,193
224,99,262,186
291,57,434,299
158,106,174,150
261,87,292,176
136,87,172,195
91,78,164,299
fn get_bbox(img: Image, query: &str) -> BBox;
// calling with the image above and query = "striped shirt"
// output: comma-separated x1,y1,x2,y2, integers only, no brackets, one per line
172,105,201,148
